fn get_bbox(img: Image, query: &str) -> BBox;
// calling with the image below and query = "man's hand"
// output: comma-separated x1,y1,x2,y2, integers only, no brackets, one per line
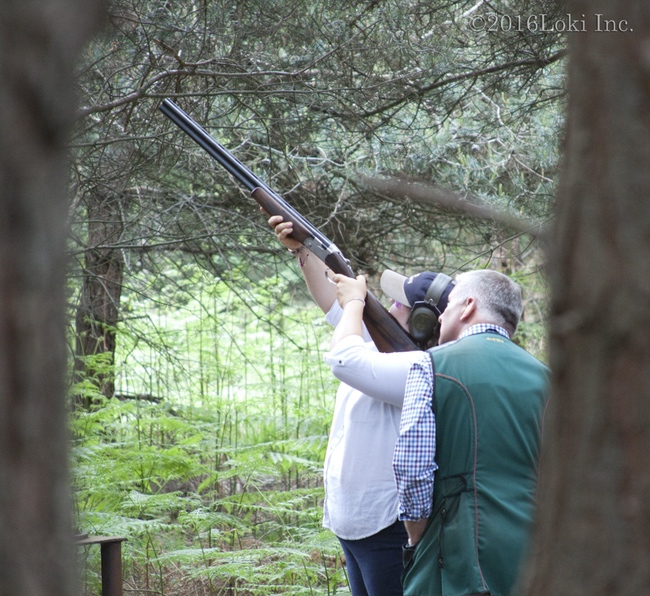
404,519,429,547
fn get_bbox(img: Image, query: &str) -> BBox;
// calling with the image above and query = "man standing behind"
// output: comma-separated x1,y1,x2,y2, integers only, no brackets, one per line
393,270,550,596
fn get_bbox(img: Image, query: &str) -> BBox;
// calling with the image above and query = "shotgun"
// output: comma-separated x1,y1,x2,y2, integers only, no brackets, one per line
159,98,418,353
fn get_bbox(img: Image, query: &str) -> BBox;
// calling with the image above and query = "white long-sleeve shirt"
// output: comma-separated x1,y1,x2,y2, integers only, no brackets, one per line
320,303,422,539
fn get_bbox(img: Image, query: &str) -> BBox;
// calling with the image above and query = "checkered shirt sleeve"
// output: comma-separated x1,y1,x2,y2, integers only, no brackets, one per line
393,352,438,521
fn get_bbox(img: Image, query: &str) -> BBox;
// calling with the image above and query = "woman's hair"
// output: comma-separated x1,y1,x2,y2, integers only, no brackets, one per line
452,270,523,336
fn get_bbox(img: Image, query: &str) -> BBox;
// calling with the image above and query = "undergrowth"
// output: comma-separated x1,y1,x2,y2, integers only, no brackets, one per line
72,272,349,594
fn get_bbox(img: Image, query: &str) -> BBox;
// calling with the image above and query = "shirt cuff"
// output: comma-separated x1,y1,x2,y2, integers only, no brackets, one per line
398,501,433,521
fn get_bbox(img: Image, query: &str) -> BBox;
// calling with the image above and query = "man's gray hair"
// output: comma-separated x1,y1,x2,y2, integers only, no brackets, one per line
453,270,523,335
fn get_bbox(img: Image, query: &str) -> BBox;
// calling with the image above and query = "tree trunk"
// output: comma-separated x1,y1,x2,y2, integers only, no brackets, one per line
74,192,125,402
522,1,650,594
0,1,104,595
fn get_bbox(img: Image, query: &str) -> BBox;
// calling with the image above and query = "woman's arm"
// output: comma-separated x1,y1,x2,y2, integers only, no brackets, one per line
324,336,422,407
268,214,336,313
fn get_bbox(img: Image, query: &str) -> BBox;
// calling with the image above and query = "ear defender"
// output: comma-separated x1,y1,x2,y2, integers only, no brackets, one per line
407,273,454,344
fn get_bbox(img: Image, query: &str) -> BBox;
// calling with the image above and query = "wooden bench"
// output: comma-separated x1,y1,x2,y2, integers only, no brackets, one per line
77,535,127,596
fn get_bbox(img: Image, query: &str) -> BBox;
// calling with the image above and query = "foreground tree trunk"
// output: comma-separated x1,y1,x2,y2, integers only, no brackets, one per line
0,1,103,594
522,1,650,594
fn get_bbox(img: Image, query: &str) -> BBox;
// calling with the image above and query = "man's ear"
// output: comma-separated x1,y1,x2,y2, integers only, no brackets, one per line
460,297,476,321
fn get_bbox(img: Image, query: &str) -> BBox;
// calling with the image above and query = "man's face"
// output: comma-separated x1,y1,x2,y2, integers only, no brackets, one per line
437,286,467,345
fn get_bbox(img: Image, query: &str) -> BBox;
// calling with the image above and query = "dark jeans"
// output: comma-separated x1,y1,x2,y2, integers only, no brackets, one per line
338,520,407,596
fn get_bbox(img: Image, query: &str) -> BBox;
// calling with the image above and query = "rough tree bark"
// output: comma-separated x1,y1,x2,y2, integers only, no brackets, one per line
0,1,104,594
74,192,124,402
522,1,650,594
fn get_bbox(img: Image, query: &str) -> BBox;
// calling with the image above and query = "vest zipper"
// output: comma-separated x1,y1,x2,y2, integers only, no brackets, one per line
438,507,447,567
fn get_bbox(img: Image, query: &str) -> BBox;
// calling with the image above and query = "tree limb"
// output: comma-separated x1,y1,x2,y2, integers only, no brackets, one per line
359,173,549,238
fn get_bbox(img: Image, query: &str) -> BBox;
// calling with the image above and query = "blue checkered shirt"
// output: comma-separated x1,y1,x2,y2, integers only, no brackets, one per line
393,324,510,521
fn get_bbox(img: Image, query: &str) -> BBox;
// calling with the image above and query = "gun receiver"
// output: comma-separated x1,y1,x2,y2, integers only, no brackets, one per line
159,99,419,353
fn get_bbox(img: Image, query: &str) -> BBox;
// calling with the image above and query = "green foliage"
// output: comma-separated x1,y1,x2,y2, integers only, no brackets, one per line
73,266,347,594
71,1,560,592
71,0,563,292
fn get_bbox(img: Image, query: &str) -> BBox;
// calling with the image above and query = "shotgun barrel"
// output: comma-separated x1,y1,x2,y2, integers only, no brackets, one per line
160,99,419,353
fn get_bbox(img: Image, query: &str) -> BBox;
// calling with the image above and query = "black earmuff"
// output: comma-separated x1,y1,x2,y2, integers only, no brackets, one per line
407,274,454,345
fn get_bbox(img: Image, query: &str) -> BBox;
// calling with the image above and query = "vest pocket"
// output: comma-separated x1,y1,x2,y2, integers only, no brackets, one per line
436,472,474,569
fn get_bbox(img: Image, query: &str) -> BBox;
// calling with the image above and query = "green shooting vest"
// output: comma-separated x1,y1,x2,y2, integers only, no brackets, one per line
402,332,549,596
